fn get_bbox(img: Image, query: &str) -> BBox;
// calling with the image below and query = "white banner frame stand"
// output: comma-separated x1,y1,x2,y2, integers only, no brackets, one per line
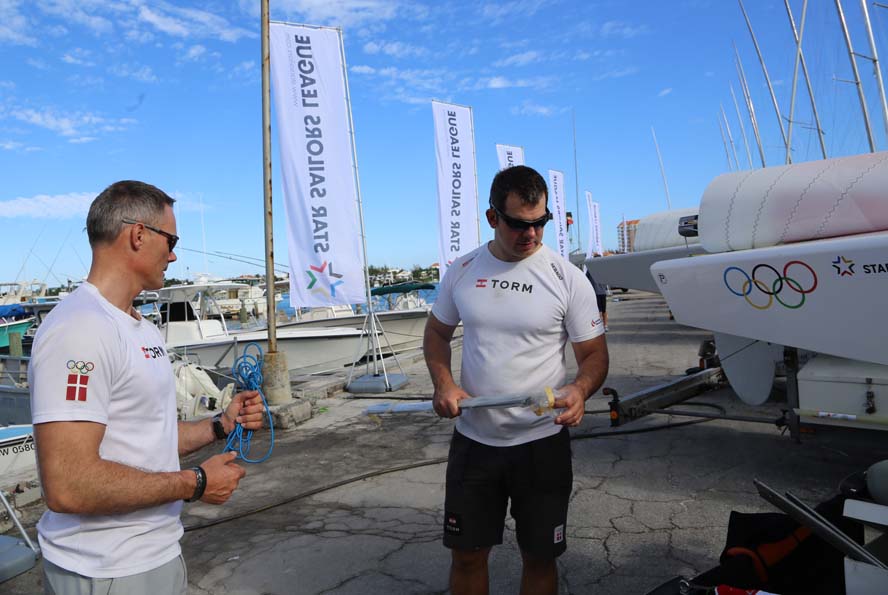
315,26,408,393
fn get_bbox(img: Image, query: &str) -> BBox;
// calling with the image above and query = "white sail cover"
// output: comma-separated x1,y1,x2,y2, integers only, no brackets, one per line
698,151,888,253
548,170,569,260
270,23,367,307
433,101,480,275
495,144,525,170
633,208,700,252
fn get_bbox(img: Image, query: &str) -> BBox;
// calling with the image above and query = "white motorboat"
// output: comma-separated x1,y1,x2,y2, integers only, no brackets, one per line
157,284,367,374
278,282,434,355
0,424,36,484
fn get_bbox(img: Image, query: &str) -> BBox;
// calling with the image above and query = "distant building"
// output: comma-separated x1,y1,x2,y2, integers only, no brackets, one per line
617,219,639,253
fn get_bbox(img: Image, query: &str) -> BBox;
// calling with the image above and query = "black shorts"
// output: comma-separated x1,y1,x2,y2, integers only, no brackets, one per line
443,427,573,558
596,294,607,314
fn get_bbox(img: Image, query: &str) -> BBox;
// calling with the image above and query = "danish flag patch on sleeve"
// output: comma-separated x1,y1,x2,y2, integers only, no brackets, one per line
65,360,94,402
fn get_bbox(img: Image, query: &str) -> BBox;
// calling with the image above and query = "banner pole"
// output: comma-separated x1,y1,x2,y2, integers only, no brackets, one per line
470,106,481,249
260,0,290,404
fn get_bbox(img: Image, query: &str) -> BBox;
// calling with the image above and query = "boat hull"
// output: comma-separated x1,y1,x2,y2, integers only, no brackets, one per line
169,328,367,374
0,318,35,349
0,425,36,484
283,309,431,354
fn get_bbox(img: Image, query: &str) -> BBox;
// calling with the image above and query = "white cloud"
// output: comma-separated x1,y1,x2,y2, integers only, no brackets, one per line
467,75,553,91
61,48,95,67
68,136,97,143
351,64,377,74
0,192,95,219
26,58,49,70
183,44,207,61
600,21,648,39
658,87,672,97
0,0,37,45
1,140,23,150
124,28,155,43
0,80,15,89
591,66,638,81
36,0,114,34
9,106,136,138
480,0,549,23
138,5,189,37
149,2,255,42
510,100,560,117
109,63,158,83
267,0,401,28
494,50,542,67
363,40,425,58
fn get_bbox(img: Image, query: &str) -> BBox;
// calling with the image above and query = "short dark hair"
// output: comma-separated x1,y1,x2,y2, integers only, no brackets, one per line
488,165,548,211
86,181,176,246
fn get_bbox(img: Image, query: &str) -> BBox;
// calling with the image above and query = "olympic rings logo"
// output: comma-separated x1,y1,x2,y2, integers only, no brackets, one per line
66,360,95,373
723,261,818,310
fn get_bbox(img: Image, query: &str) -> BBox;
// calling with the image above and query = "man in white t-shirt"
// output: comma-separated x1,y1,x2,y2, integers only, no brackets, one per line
424,165,609,595
29,181,266,594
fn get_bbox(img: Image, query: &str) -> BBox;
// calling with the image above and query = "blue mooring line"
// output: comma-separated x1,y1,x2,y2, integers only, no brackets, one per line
225,342,274,463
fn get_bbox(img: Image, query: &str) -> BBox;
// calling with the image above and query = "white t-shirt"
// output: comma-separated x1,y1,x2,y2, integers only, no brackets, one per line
433,244,604,447
29,282,182,578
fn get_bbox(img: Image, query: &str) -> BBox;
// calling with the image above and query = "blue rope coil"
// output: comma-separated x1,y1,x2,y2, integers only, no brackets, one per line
225,342,274,463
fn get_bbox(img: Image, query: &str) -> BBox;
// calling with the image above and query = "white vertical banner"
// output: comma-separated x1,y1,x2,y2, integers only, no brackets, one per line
585,191,603,257
548,169,569,261
584,191,596,258
270,23,367,307
495,144,525,170
592,202,603,256
432,101,479,276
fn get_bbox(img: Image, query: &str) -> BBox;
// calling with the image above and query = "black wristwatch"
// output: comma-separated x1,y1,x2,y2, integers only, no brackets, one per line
185,466,206,502
212,412,229,440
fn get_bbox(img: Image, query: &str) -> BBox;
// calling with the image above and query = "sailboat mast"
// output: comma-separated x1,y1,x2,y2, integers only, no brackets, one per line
734,42,767,167
716,117,734,171
785,0,806,165
738,0,790,163
572,108,582,252
860,0,888,141
721,104,740,169
651,127,673,208
835,0,877,152
784,0,828,159
730,82,754,169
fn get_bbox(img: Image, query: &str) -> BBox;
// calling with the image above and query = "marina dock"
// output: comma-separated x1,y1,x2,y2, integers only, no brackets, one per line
5,290,888,594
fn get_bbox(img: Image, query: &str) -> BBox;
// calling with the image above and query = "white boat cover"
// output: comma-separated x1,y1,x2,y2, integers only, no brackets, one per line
633,208,700,252
698,151,888,253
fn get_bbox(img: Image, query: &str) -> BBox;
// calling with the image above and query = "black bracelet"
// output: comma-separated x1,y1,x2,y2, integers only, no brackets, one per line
185,466,206,502
212,413,229,441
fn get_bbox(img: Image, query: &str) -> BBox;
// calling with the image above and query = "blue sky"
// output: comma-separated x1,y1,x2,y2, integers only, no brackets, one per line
2,0,888,285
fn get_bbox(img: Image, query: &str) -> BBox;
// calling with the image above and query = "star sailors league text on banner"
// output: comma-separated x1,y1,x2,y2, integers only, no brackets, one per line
548,169,569,261
495,144,525,170
432,101,480,276
269,23,367,307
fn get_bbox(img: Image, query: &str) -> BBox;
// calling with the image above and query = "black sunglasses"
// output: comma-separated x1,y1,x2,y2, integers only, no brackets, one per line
491,205,553,231
122,218,179,252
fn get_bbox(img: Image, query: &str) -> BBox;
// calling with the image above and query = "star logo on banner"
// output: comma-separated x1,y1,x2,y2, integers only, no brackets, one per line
831,255,855,277
305,260,345,297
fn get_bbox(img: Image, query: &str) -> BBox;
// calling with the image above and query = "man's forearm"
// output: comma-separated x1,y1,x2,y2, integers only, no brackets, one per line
424,334,457,391
178,417,217,455
572,349,609,400
43,459,196,515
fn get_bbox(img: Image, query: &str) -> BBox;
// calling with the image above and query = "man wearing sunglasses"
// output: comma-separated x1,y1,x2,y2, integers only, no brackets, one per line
29,180,266,594
424,165,609,595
